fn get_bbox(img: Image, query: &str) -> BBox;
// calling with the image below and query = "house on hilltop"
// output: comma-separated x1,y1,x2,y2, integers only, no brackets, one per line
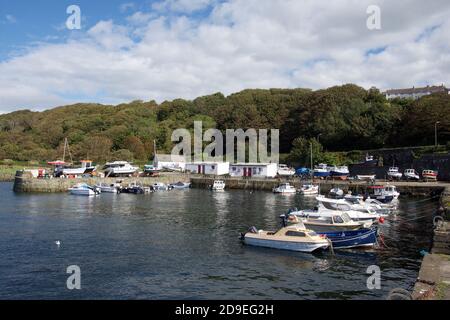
384,84,449,100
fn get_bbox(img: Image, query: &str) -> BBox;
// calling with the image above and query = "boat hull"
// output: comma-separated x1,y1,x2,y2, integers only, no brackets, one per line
314,171,330,178
319,227,378,249
244,236,329,253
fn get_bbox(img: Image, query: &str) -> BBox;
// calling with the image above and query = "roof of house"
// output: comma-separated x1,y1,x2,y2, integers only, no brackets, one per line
154,154,186,162
385,85,448,95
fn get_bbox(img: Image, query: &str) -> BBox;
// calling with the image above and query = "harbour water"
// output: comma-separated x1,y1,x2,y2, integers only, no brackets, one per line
0,182,437,299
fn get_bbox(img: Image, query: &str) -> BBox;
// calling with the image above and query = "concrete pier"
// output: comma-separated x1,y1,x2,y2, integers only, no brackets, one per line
412,186,450,300
13,170,190,193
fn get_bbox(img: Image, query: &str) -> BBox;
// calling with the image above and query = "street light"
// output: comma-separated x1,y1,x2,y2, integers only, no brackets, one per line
435,121,440,147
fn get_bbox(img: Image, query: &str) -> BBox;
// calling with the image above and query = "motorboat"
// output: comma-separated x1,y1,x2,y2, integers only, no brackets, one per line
103,161,139,177
118,183,151,194
96,182,120,193
330,166,349,180
68,183,100,196
152,182,172,191
319,227,378,249
273,183,296,194
359,154,378,167
367,185,396,203
404,169,420,181
422,170,438,181
329,187,344,199
387,167,402,180
211,180,225,191
344,197,393,215
277,164,296,176
298,184,319,196
313,163,330,179
169,181,191,189
50,160,96,177
144,164,160,177
282,212,372,232
344,192,364,201
240,222,330,253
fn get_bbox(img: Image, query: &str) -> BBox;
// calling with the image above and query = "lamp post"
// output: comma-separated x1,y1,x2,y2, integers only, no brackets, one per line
435,121,440,147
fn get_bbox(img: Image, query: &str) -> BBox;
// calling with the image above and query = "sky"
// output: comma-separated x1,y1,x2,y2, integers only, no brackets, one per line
0,0,449,113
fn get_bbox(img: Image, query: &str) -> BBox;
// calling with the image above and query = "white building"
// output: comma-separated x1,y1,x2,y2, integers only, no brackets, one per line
229,163,278,178
385,85,449,100
154,154,186,171
185,162,230,175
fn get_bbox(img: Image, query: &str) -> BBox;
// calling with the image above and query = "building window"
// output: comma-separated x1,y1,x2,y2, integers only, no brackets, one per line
211,165,215,170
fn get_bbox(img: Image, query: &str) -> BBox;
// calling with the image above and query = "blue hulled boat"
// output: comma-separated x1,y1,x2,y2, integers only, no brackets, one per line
319,227,378,249
313,163,330,178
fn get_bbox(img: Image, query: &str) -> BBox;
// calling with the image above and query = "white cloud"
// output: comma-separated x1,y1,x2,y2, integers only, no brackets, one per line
152,0,215,13
1,0,450,112
3,14,17,24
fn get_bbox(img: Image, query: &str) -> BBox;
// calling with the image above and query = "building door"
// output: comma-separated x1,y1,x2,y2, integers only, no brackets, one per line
202,165,206,174
248,167,252,177
243,167,247,177
198,165,201,174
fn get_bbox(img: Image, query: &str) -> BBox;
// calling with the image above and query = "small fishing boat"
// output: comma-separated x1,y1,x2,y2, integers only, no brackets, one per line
359,154,378,167
329,187,344,199
240,222,330,253
387,167,402,180
422,170,438,182
96,182,120,193
330,166,349,180
103,161,139,177
143,164,160,177
319,227,378,249
298,184,319,196
367,186,395,203
118,183,150,194
313,163,330,179
277,164,296,176
273,183,297,194
282,212,372,232
404,169,420,181
169,181,191,189
211,180,225,191
152,182,172,191
68,183,100,196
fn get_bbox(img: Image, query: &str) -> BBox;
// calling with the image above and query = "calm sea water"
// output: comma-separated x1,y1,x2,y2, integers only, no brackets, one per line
0,182,437,300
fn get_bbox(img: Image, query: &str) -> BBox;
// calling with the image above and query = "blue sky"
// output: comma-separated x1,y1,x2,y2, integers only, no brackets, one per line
0,0,449,112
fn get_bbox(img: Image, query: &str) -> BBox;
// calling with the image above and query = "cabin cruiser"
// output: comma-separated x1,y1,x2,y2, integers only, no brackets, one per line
367,185,398,203
422,170,438,181
211,180,225,191
330,166,349,180
343,197,392,215
277,164,295,176
298,184,319,196
282,212,372,232
273,183,297,194
313,163,330,179
359,154,378,166
118,183,151,194
95,182,121,193
68,183,100,196
103,161,139,177
404,169,420,181
387,167,402,180
240,222,330,253
288,196,384,222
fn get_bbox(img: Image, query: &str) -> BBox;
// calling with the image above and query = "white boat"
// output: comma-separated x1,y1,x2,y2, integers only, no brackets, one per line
356,174,376,181
404,169,420,180
170,181,191,189
344,197,393,215
68,183,100,196
96,182,120,193
211,180,225,191
273,183,297,194
277,164,296,176
241,222,330,253
299,184,319,196
289,196,384,222
329,187,344,198
422,170,438,181
152,182,171,191
283,212,372,232
104,161,139,177
387,167,402,180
